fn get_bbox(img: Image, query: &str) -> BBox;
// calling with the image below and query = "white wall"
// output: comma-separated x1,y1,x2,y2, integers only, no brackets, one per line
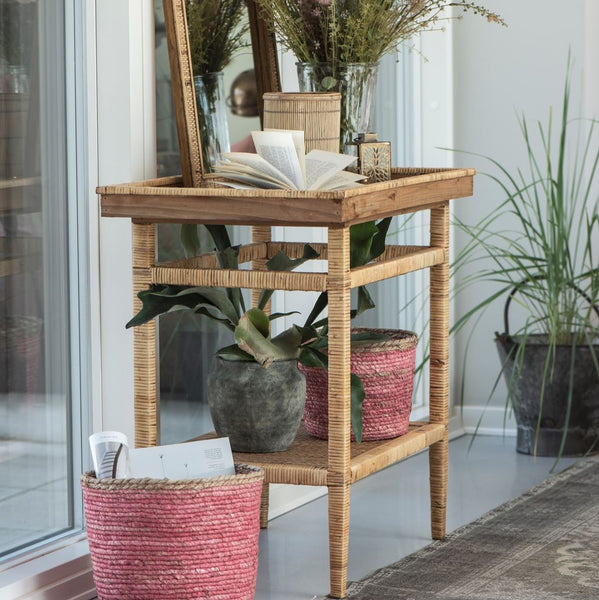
450,0,594,430
96,1,155,440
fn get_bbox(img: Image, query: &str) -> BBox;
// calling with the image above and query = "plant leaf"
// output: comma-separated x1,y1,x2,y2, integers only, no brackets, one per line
126,285,199,328
126,284,240,329
356,286,376,317
304,292,328,327
370,217,392,260
180,224,201,257
350,221,379,268
298,346,328,368
205,224,233,256
246,307,270,337
350,374,365,443
204,225,246,315
258,244,319,309
234,313,299,367
215,344,254,361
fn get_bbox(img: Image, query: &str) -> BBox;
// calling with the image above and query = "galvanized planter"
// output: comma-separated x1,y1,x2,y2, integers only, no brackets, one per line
207,357,306,453
496,334,599,456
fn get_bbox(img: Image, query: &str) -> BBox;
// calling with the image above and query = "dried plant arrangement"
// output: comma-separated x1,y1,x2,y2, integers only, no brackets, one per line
186,0,249,76
255,0,504,67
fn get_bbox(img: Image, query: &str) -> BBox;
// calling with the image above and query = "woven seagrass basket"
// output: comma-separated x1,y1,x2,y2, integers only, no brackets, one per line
81,464,263,600
300,328,418,441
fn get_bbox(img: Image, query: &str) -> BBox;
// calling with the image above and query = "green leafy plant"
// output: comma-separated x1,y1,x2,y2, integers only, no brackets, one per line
451,57,599,457
255,0,504,68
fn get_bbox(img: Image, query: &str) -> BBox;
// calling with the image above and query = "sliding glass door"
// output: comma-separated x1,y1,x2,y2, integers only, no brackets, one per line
0,0,83,559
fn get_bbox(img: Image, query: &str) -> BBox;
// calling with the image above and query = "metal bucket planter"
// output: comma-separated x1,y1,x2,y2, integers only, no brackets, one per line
496,335,599,456
207,357,306,452
495,285,599,456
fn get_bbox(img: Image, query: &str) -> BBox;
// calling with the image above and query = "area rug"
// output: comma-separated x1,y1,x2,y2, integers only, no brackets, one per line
327,455,599,599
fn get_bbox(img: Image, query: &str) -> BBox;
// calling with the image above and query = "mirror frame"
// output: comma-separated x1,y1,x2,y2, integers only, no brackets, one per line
162,0,281,185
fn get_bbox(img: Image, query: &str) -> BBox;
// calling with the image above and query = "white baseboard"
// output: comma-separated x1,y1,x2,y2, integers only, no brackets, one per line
268,484,328,520
459,405,517,437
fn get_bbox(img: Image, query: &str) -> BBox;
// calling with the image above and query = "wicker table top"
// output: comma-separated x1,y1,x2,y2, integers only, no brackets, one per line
98,167,475,227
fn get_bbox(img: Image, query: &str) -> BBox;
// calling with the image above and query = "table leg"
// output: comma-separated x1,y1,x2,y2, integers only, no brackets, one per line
131,222,158,448
252,224,272,528
327,226,352,598
429,203,449,539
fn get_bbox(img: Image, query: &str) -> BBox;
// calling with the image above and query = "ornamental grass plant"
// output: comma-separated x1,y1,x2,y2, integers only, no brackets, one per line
452,58,599,458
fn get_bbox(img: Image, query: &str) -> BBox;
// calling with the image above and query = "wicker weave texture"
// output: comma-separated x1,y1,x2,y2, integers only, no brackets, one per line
81,465,263,600
263,92,341,153
301,329,418,442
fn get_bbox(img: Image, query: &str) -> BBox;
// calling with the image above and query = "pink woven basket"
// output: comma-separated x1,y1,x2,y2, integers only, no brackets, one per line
300,328,418,441
81,464,263,600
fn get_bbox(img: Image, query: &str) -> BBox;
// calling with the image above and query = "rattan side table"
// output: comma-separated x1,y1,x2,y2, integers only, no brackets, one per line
98,166,475,598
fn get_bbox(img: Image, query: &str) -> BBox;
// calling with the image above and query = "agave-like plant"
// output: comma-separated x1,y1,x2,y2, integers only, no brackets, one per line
451,57,599,458
127,225,390,441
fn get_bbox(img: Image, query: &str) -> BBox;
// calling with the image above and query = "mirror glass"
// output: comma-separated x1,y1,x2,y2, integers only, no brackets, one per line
154,0,259,177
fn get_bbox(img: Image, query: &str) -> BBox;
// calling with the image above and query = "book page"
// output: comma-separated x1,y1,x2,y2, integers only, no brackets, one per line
305,150,358,190
218,152,296,189
319,170,366,190
129,437,235,480
252,130,305,189
264,128,306,183
214,154,295,189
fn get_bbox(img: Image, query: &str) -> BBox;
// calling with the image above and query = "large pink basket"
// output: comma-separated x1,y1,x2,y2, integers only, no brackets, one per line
81,464,263,600
300,328,418,441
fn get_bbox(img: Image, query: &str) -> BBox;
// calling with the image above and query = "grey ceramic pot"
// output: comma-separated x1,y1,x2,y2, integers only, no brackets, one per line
207,357,306,452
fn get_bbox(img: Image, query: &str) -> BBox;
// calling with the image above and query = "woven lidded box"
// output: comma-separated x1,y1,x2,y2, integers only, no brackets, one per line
81,464,263,600
300,328,418,441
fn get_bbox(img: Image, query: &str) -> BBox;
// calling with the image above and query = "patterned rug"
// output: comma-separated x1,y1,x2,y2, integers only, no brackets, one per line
326,455,599,599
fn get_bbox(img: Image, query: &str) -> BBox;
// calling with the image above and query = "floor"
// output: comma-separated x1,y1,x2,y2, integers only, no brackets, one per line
0,393,70,556
253,434,577,600
1,393,578,599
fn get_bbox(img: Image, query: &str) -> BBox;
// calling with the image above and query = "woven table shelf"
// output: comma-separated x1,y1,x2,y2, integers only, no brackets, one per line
98,165,474,599
197,421,445,487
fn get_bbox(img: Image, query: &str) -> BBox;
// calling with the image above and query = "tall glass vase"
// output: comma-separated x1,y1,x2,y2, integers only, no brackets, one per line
297,62,378,153
194,71,231,170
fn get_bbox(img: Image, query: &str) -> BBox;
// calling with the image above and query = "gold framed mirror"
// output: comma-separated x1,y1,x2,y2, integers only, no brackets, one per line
162,0,280,186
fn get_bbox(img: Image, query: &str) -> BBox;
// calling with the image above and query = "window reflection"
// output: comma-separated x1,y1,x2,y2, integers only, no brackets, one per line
0,0,73,557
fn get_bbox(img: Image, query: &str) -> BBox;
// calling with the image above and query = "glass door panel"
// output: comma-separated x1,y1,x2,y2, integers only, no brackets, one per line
0,0,73,557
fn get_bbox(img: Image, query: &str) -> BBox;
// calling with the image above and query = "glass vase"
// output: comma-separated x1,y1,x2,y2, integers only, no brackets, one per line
194,71,231,170
296,62,378,152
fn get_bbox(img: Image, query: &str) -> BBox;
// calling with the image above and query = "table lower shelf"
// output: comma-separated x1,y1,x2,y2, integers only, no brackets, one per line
198,421,445,487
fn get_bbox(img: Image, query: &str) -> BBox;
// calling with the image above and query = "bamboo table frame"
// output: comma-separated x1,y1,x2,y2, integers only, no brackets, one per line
98,166,474,599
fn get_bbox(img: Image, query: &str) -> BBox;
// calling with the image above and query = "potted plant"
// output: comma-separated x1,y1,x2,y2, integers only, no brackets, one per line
453,60,599,458
127,227,376,449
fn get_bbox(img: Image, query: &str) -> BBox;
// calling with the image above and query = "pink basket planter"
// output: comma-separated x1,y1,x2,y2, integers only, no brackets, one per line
300,328,418,441
81,464,263,600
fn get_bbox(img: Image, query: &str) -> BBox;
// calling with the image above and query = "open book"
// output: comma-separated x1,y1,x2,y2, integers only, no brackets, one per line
213,130,365,191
